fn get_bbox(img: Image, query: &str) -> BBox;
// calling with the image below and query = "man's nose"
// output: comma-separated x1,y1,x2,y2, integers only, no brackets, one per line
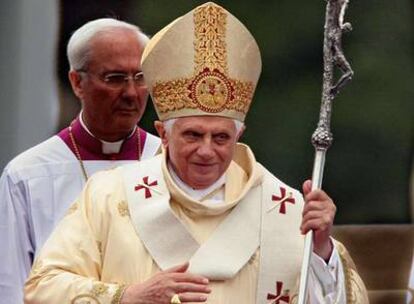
122,80,139,99
197,138,215,159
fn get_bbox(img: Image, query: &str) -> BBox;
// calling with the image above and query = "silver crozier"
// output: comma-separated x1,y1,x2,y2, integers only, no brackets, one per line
297,1,354,303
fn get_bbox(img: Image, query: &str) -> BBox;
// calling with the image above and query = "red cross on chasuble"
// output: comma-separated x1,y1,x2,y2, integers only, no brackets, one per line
271,186,295,214
267,281,290,304
134,176,158,198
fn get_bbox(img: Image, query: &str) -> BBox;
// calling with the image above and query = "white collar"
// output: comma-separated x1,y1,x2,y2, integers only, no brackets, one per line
79,110,137,154
168,163,225,202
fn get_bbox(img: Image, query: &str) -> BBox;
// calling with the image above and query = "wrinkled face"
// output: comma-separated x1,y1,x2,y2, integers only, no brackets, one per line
69,28,148,141
155,116,244,189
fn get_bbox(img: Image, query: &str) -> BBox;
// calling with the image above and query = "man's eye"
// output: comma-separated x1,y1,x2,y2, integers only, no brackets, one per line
104,74,126,84
134,72,144,81
183,131,200,139
214,133,230,142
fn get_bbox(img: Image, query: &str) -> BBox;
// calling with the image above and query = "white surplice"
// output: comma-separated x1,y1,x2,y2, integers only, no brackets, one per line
0,132,160,304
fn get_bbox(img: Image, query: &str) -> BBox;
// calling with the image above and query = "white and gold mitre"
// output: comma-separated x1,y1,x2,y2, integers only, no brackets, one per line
141,2,262,122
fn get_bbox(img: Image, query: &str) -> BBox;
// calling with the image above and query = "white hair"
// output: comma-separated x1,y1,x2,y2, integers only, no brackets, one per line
163,118,244,135
67,18,150,71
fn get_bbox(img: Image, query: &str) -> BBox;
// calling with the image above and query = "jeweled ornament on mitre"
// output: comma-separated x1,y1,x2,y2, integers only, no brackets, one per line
190,68,233,113
141,2,262,122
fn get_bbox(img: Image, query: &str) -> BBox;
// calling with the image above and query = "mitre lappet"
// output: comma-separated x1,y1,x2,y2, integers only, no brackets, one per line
141,2,262,122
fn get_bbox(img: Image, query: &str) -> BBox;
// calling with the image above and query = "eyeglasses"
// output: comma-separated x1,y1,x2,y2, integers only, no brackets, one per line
79,70,146,89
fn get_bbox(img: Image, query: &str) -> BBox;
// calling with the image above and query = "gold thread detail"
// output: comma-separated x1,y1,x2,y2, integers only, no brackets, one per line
190,68,231,113
117,201,130,217
91,283,109,296
194,4,228,74
151,3,254,118
153,78,196,113
111,284,128,304
229,79,255,112
71,294,100,304
339,249,356,304
153,73,253,115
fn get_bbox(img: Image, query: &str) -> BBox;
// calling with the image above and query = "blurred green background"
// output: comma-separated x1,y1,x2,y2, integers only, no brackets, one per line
3,0,414,224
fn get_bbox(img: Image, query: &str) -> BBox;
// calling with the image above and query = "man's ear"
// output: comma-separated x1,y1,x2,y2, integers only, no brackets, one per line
154,121,169,147
236,124,246,142
68,70,84,101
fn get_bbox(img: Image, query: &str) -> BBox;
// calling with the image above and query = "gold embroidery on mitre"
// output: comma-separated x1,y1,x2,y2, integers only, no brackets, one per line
153,78,196,113
229,78,255,112
117,201,130,217
190,68,232,113
152,3,254,117
194,3,228,74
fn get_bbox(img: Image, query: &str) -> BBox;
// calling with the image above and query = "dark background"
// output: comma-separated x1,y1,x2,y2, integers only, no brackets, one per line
17,0,414,224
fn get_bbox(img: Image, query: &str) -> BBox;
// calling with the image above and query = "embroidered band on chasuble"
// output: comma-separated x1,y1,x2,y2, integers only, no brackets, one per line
141,2,262,122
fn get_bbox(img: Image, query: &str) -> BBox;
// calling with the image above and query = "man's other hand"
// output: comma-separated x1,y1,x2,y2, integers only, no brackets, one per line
121,262,211,304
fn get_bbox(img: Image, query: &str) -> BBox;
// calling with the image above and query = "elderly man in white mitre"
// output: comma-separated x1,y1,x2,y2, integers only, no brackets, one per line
24,2,368,304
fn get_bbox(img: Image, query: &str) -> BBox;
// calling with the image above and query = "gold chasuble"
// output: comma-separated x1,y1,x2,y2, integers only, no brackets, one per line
24,144,368,304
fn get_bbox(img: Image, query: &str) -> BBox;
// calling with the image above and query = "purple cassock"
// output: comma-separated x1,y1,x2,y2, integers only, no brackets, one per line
58,117,148,161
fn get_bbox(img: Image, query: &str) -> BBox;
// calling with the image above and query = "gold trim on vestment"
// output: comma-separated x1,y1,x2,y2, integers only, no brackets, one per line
117,201,130,217
336,242,369,304
71,294,100,304
111,284,128,304
92,283,109,296
338,251,358,304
